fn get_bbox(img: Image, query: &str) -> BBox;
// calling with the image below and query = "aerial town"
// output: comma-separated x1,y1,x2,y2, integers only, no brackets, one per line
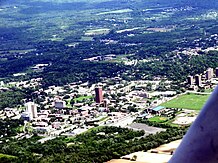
1,0,218,162
1,65,218,145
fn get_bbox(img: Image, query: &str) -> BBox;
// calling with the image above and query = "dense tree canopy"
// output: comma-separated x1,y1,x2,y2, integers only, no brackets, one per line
0,126,187,163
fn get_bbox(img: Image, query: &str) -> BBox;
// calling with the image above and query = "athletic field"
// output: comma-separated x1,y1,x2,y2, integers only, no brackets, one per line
161,93,210,110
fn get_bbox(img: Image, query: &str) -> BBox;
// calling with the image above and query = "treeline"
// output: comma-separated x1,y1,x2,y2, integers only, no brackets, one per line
0,126,187,163
0,119,24,139
0,87,34,110
41,61,129,87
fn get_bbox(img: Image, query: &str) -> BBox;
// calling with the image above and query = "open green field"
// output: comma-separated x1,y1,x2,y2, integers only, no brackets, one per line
162,93,210,110
204,89,213,93
74,96,93,102
85,28,110,36
96,9,133,15
148,116,168,123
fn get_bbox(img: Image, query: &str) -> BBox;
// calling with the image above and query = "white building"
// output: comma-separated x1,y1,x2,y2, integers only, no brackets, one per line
25,102,38,120
205,68,214,80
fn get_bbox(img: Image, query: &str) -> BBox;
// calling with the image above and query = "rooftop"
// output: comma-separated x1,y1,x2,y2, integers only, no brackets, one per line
138,113,148,118
152,106,165,112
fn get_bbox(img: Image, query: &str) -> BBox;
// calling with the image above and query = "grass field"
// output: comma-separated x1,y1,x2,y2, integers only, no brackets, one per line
96,9,133,15
0,153,17,161
80,36,94,41
162,93,210,110
148,116,168,123
85,28,110,36
66,99,72,108
74,96,93,102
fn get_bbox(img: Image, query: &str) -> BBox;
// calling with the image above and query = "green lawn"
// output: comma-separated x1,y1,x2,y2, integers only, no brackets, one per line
15,125,24,133
65,99,72,108
74,96,93,102
99,116,108,122
148,116,168,123
0,153,17,161
204,89,213,93
162,93,210,110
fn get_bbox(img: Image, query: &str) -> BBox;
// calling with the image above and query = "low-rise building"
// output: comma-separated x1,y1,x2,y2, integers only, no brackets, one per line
54,100,66,109
151,106,166,115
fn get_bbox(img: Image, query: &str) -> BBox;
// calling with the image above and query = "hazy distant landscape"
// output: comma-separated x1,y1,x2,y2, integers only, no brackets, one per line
0,0,217,87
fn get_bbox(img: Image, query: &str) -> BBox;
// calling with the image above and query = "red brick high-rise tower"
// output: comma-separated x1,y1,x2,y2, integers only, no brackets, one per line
95,87,103,103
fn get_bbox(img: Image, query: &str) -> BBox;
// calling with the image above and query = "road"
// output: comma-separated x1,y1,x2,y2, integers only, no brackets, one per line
100,113,138,128
38,136,56,143
49,124,77,136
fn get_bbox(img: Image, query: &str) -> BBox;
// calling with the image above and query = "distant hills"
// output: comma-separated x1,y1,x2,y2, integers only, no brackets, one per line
0,0,218,86
1,0,218,9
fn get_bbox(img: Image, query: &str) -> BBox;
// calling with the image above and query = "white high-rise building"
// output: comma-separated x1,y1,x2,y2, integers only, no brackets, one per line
206,68,213,80
25,102,38,120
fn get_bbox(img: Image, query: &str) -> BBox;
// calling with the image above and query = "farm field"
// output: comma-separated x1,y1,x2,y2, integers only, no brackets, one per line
161,93,210,110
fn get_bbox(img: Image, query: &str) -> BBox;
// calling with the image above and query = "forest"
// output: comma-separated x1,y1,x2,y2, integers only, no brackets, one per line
0,0,217,88
0,87,34,109
0,126,187,163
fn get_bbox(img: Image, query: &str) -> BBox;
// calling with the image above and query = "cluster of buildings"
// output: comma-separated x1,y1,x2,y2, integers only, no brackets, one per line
10,76,178,136
17,85,114,135
175,34,218,57
83,54,116,62
0,108,20,120
8,78,42,89
0,71,182,139
31,64,49,72
138,105,180,120
187,67,218,90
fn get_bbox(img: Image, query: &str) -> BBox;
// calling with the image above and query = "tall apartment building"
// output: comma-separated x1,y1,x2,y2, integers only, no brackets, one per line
195,74,202,86
216,67,218,77
95,87,103,103
187,75,194,85
25,102,38,120
206,68,213,80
